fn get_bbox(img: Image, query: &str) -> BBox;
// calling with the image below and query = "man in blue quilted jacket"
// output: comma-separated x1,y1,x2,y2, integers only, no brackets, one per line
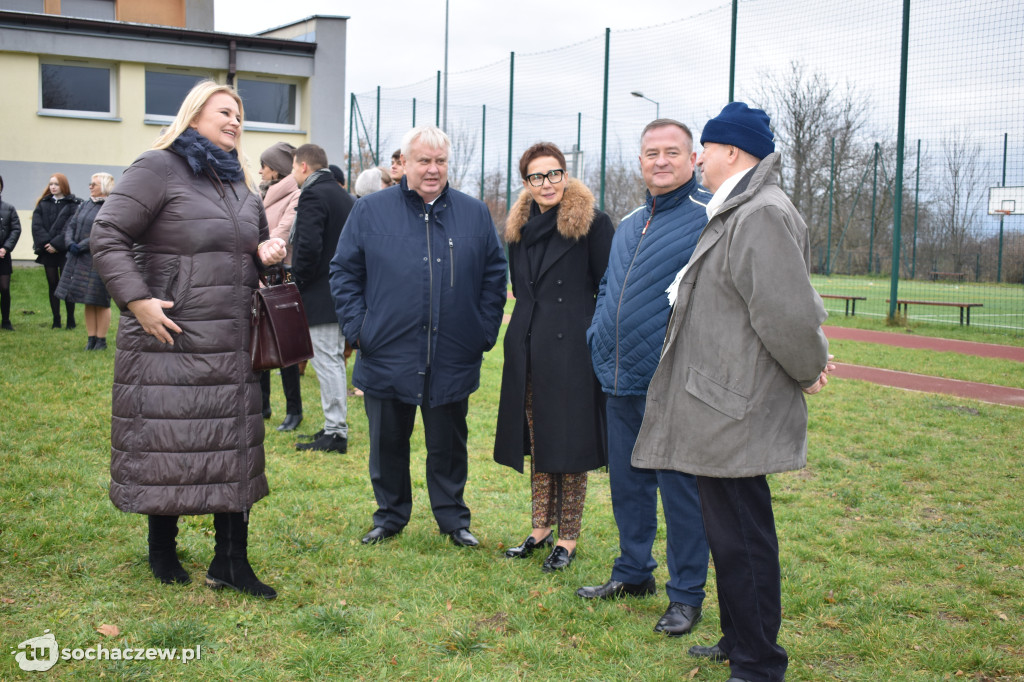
578,119,712,638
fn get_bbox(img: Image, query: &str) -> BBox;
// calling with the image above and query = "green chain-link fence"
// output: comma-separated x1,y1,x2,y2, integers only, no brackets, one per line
349,0,1023,332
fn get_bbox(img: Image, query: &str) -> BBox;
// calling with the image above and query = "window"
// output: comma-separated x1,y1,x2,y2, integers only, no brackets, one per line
40,61,114,117
146,71,209,119
237,78,298,128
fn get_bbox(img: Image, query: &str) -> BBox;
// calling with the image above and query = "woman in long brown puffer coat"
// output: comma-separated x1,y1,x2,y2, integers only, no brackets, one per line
92,80,287,599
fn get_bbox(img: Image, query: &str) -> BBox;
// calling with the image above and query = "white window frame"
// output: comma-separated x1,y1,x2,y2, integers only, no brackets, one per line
236,75,301,132
39,58,117,120
143,67,215,125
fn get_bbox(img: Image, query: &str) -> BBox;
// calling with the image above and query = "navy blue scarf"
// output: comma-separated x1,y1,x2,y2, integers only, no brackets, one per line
170,128,244,183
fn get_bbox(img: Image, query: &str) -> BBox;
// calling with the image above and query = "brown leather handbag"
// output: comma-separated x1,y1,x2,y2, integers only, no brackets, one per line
250,266,314,371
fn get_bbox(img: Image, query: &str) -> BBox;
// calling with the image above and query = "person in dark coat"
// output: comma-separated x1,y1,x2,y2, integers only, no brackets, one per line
55,172,114,350
31,172,80,329
92,80,287,599
494,142,613,572
330,125,507,548
290,144,355,454
0,174,22,331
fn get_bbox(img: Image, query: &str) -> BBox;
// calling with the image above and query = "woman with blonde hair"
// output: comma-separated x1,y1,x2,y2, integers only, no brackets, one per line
55,172,115,349
31,172,80,328
494,142,613,572
92,80,287,598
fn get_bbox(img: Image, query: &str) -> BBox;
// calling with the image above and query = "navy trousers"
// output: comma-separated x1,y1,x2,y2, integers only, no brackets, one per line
697,475,787,682
606,394,709,607
363,392,471,534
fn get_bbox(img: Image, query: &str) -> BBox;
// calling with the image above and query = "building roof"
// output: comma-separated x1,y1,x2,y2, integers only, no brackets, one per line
0,9,317,54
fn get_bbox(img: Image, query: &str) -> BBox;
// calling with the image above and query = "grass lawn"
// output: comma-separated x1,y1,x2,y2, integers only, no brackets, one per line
813,274,1024,338
2,266,1022,680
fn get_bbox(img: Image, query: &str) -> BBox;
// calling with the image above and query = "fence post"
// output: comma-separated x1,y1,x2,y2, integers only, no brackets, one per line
347,93,355,193
412,97,416,127
888,0,910,321
599,28,610,212
912,139,920,279
506,52,515,214
998,132,1008,282
869,142,878,274
375,86,381,166
435,71,441,127
728,0,737,102
480,104,486,201
826,137,834,275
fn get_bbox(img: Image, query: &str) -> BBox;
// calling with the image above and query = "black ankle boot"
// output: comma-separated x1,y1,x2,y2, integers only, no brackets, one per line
65,303,76,330
148,515,191,585
86,336,97,351
206,512,276,599
94,337,107,351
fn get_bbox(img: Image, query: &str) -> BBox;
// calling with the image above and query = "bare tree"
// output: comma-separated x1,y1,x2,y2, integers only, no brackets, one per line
599,154,647,226
447,123,479,191
481,164,509,232
751,62,875,271
938,128,983,274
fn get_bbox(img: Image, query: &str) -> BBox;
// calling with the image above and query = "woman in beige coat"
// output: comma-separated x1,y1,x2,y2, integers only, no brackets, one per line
257,142,304,432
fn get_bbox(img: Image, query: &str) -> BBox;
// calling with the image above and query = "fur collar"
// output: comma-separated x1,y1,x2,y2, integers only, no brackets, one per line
505,177,596,244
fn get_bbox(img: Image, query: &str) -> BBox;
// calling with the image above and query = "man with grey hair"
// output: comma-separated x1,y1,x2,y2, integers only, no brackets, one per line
330,125,507,548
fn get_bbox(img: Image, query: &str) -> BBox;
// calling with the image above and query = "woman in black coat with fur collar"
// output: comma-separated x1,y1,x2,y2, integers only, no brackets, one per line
494,142,613,572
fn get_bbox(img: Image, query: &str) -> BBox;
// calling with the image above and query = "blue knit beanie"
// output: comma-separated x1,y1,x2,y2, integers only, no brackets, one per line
700,102,775,159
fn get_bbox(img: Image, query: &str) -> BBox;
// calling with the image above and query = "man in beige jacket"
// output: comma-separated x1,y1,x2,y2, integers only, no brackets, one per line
632,102,834,682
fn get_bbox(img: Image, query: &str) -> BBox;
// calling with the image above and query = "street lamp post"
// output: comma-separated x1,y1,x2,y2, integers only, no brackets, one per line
630,91,660,119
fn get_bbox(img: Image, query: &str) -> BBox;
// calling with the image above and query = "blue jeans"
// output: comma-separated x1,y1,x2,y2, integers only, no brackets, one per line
607,394,709,607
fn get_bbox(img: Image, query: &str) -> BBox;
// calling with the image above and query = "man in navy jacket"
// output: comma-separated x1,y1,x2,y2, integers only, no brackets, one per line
579,119,712,638
330,126,507,547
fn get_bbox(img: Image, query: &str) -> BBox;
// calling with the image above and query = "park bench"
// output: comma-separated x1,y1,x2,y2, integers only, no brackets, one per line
819,294,867,316
887,299,983,326
930,271,966,282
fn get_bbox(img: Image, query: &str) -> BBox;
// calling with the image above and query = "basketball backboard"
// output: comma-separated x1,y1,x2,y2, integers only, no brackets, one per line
988,186,1024,215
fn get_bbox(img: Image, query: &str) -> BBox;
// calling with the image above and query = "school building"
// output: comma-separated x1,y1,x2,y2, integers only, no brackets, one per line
0,0,347,260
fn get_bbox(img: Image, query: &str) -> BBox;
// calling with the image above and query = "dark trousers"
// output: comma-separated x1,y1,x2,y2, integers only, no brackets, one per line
259,364,302,416
697,475,787,682
363,391,470,534
607,394,709,606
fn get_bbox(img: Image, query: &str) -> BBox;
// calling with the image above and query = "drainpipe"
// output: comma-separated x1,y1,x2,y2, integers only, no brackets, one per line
227,39,237,86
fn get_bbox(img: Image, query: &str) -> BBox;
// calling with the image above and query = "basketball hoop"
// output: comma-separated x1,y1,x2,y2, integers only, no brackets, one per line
994,209,1012,217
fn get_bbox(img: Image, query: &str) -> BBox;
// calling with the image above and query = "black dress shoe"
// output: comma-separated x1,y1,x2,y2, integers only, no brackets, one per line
361,526,400,544
654,602,702,636
687,643,728,663
542,545,575,572
262,406,272,419
295,432,347,453
504,532,552,558
576,576,656,600
448,528,479,547
276,413,303,432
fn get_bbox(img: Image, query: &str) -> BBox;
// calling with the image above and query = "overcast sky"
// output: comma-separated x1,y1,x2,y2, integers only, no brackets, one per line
214,0,727,95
